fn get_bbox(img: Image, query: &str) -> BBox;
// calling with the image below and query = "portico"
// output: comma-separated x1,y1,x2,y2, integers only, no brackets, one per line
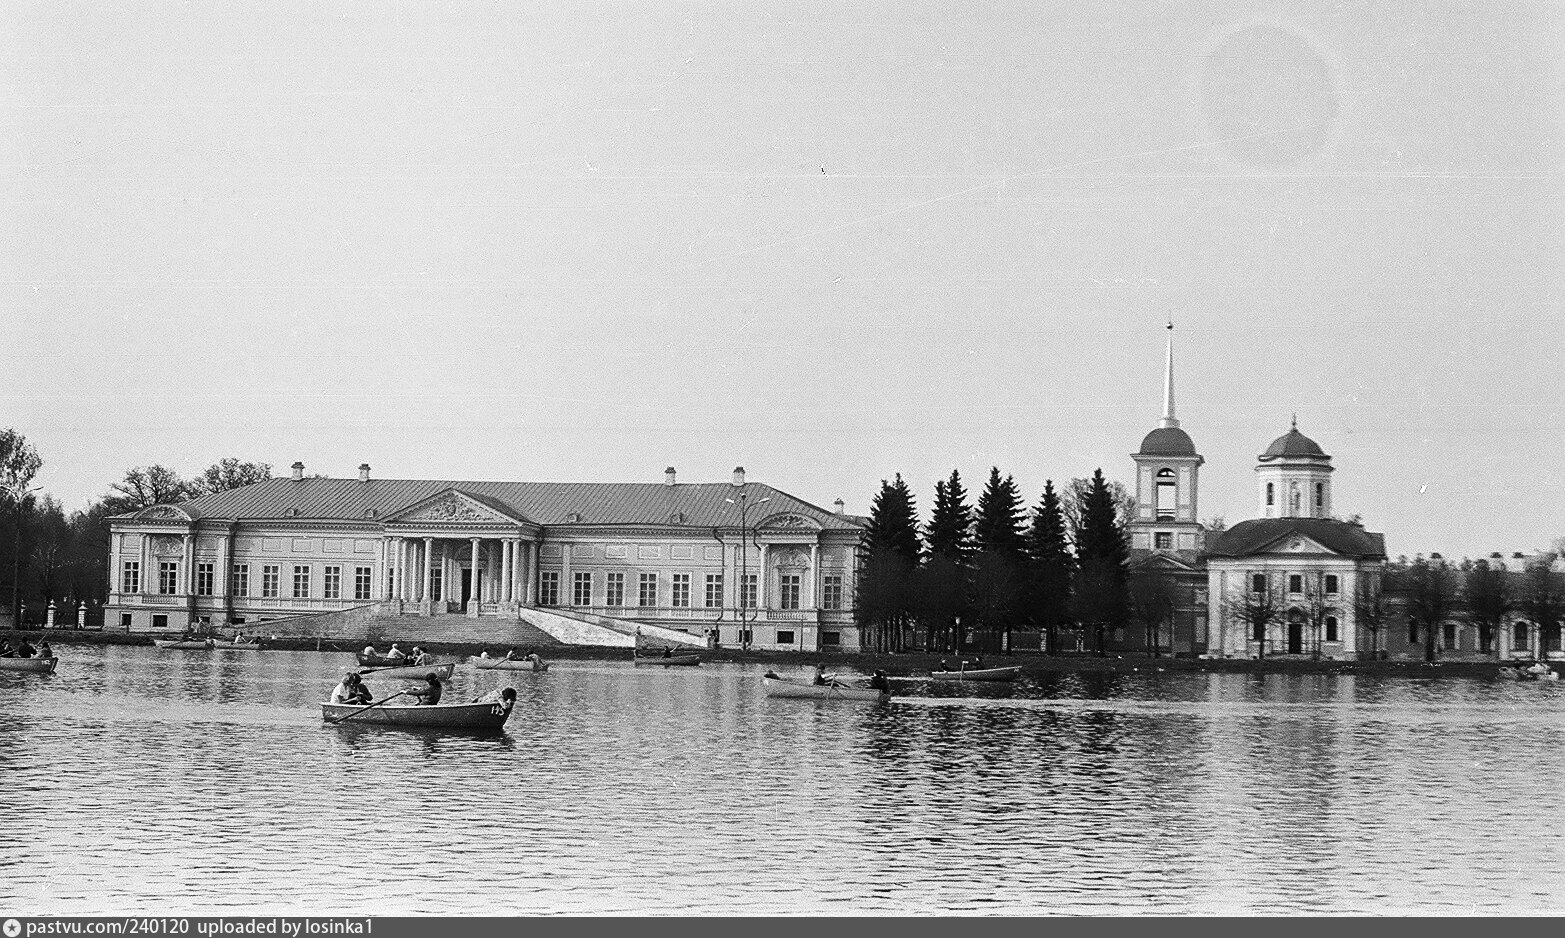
380,490,541,616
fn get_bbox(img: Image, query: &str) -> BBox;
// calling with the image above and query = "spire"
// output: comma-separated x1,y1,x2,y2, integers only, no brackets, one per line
1160,319,1180,429
1291,412,1298,431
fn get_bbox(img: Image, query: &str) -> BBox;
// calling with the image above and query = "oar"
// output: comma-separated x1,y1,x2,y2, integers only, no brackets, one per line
329,690,411,724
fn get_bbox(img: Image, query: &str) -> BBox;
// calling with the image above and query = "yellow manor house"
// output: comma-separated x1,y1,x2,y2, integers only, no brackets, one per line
105,464,868,652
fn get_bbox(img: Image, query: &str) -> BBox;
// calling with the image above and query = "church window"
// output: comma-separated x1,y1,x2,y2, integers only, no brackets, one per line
705,574,724,608
122,561,140,594
1325,574,1339,594
1266,483,1275,507
196,563,214,596
158,562,179,595
780,574,801,610
1315,483,1325,510
1408,620,1419,645
1325,616,1338,642
292,565,310,598
1154,532,1173,550
823,575,843,609
354,567,372,601
1251,573,1266,593
231,564,249,597
1253,620,1265,642
1156,469,1176,519
1290,485,1301,515
323,566,341,600
1514,622,1530,651
1288,574,1303,594
262,565,279,598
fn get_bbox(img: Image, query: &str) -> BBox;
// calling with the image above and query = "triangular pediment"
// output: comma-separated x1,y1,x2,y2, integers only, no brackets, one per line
756,511,823,531
385,489,530,526
1132,552,1204,574
134,504,194,522
1251,532,1341,557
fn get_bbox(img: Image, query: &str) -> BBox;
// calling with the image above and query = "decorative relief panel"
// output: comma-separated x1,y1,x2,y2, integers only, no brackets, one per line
571,545,595,559
353,540,376,554
704,546,723,561
291,538,315,553
401,494,502,524
152,535,184,555
671,546,694,560
323,539,345,553
605,545,628,559
262,539,284,551
762,514,811,528
198,537,219,551
540,545,563,559
140,506,186,520
638,546,661,560
773,548,811,568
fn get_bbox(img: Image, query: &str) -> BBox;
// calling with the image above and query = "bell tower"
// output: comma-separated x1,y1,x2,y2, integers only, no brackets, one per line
1129,322,1205,554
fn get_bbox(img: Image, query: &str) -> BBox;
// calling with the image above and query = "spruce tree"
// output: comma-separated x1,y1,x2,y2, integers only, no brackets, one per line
855,474,921,652
919,470,975,653
973,467,1028,652
1070,468,1130,655
1026,480,1074,655
926,470,975,562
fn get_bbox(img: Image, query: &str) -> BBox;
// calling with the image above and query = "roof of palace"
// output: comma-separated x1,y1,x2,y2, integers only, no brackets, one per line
120,478,867,531
1137,426,1198,457
1204,518,1386,560
1259,427,1329,461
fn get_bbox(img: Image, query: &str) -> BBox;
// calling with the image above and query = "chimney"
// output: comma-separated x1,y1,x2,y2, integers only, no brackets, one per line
665,466,677,486
732,466,746,487
834,498,845,514
291,461,304,481
358,463,371,482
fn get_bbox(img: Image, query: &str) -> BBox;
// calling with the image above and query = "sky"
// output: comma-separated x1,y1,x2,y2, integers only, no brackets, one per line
3,0,1562,559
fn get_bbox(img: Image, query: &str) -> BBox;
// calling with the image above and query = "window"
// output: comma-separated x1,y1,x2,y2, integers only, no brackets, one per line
1514,622,1530,651
1253,620,1266,642
1315,483,1325,510
738,628,753,645
638,573,657,607
323,566,341,600
121,561,141,594
1325,616,1338,642
152,614,168,630
780,574,801,610
823,575,843,610
292,565,310,598
1266,483,1275,506
1251,573,1266,594
672,573,691,608
573,571,592,606
1325,575,1339,595
1288,574,1303,594
1154,532,1173,550
231,617,246,625
1443,621,1457,650
539,571,560,606
821,631,841,647
158,562,179,595
262,565,280,599
231,564,249,597
742,574,758,611
120,612,132,629
431,567,442,601
354,567,372,601
196,562,214,596
1290,485,1301,515
1156,468,1176,519
1409,620,1419,644
776,630,795,644
605,572,625,607
705,574,724,608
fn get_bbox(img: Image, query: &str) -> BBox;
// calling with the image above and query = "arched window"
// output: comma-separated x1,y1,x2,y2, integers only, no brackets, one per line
1325,616,1338,642
1266,482,1275,506
1156,468,1176,520
1315,483,1325,511
1290,484,1301,515
1514,621,1531,652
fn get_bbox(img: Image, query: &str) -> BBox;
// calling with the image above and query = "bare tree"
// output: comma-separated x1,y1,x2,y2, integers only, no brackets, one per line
190,458,273,497
1404,557,1458,662
1224,571,1283,659
1127,569,1177,658
1462,558,1511,656
101,466,194,515
1355,574,1391,660
1300,571,1339,662
1516,559,1565,659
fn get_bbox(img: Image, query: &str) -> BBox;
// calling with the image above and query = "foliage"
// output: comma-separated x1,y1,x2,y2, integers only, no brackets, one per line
1068,469,1129,654
1126,569,1177,657
1403,556,1459,662
1462,559,1511,655
1025,480,1074,654
191,458,273,497
101,465,195,515
1515,559,1565,657
925,470,974,563
1225,572,1284,658
1299,571,1339,661
855,475,921,651
0,428,42,499
972,467,1028,649
1063,474,1135,547
913,554,969,654
1354,573,1391,660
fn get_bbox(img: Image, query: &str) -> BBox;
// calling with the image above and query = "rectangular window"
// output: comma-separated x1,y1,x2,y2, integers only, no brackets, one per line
158,562,179,595
738,628,752,645
821,631,841,647
1288,574,1303,594
1325,574,1339,595
430,567,443,602
1315,483,1325,509
1156,482,1176,519
122,561,141,594
195,562,214,596
573,571,593,606
540,571,560,606
671,573,691,608
323,566,341,600
776,629,795,645
1154,532,1173,550
1251,573,1266,594
120,612,132,629
354,567,372,601
152,614,168,630
262,565,280,599
292,565,311,598
605,572,625,607
1443,621,1457,650
823,575,843,610
638,573,657,607
1254,620,1266,642
1266,483,1275,507
1325,617,1338,642
1409,620,1420,645
1514,623,1530,651
780,574,801,610
742,574,758,610
231,564,249,597
705,574,724,608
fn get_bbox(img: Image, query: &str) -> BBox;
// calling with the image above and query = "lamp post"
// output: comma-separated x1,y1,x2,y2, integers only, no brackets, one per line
4,484,41,630
724,490,769,651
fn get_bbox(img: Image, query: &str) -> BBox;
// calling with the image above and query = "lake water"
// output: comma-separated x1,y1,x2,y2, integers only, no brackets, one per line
2,645,1563,915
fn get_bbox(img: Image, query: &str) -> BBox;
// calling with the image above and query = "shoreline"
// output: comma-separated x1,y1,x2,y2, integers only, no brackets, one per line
4,627,1523,679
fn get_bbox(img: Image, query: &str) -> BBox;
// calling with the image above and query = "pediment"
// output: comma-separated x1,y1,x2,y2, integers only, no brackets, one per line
1251,532,1340,557
135,504,194,522
757,511,822,531
1133,553,1203,574
385,490,528,526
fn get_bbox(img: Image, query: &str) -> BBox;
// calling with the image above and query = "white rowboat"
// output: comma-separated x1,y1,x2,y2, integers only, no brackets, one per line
762,675,888,701
929,666,1021,682
356,662,456,681
211,640,262,649
321,699,513,728
0,656,57,674
471,656,549,672
633,654,701,667
152,639,214,650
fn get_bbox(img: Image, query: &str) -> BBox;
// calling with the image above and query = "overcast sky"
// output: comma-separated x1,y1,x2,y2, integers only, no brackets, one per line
4,1,1561,559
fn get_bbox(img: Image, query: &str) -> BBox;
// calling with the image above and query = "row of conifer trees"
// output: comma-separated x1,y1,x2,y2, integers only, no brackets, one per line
853,466,1132,654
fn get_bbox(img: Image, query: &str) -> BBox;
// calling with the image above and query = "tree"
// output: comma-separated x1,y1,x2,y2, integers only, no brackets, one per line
29,496,73,609
1225,572,1283,658
926,470,975,563
922,470,975,651
1462,558,1511,656
191,458,272,497
1064,474,1136,545
1355,572,1391,660
1404,556,1458,662
101,465,193,515
973,467,1028,651
1300,571,1339,661
914,554,969,654
1127,569,1176,658
1025,480,1074,655
854,475,921,652
1516,559,1565,659
0,428,43,627
1069,469,1129,655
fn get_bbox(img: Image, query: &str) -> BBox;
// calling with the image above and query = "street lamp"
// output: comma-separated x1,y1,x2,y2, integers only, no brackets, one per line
723,490,769,651
3,484,41,630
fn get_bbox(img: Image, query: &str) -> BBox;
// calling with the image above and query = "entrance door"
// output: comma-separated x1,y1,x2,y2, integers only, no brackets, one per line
461,569,473,606
1288,619,1304,655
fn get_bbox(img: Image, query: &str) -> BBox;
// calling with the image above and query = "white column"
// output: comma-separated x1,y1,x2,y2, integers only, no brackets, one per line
181,533,194,595
501,540,512,603
422,537,434,603
378,537,391,600
806,543,818,608
109,534,122,597
470,538,481,606
399,538,411,600
525,542,537,605
216,534,229,598
759,543,769,609
139,533,148,594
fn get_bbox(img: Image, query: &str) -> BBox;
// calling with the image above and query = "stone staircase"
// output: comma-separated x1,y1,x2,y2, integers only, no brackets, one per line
245,601,697,649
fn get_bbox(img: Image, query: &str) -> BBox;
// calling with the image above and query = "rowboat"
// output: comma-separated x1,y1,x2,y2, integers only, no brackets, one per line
762,675,888,701
471,656,549,672
0,656,57,674
321,698,514,729
356,662,455,681
929,665,1021,682
1498,666,1559,682
152,639,214,650
211,640,261,650
356,652,415,667
633,653,701,667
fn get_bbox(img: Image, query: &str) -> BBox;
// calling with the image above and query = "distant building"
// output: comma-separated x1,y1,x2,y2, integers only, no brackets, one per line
104,464,867,651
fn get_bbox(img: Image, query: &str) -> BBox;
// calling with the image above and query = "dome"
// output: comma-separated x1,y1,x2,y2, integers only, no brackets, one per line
1259,427,1329,461
1138,426,1197,456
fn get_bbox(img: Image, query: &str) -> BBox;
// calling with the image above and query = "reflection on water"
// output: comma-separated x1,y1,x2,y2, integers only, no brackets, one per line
3,646,1564,914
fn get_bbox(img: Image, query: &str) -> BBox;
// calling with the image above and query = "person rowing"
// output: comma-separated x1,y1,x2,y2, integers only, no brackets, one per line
812,662,829,686
386,643,407,661
331,672,373,705
869,670,890,692
37,640,52,660
408,673,443,706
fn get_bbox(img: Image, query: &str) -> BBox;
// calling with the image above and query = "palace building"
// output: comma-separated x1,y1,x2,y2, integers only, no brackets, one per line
104,465,868,651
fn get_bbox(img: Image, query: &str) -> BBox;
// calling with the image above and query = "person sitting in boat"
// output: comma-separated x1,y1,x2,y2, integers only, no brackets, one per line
763,669,781,680
479,649,492,659
1526,661,1551,678
0,640,13,657
473,687,517,706
813,663,829,686
869,670,890,692
938,659,950,672
386,643,407,661
408,673,443,706
331,673,371,704
662,646,673,658
968,656,984,669
37,640,52,660
363,644,377,657
411,646,434,665
503,648,518,661
16,639,36,659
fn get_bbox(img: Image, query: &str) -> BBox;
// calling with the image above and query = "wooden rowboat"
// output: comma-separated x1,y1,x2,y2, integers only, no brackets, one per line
471,656,549,672
0,656,57,674
321,698,514,729
355,662,455,681
152,639,214,650
356,652,416,667
211,640,261,650
762,675,888,701
929,665,1021,682
632,654,701,667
